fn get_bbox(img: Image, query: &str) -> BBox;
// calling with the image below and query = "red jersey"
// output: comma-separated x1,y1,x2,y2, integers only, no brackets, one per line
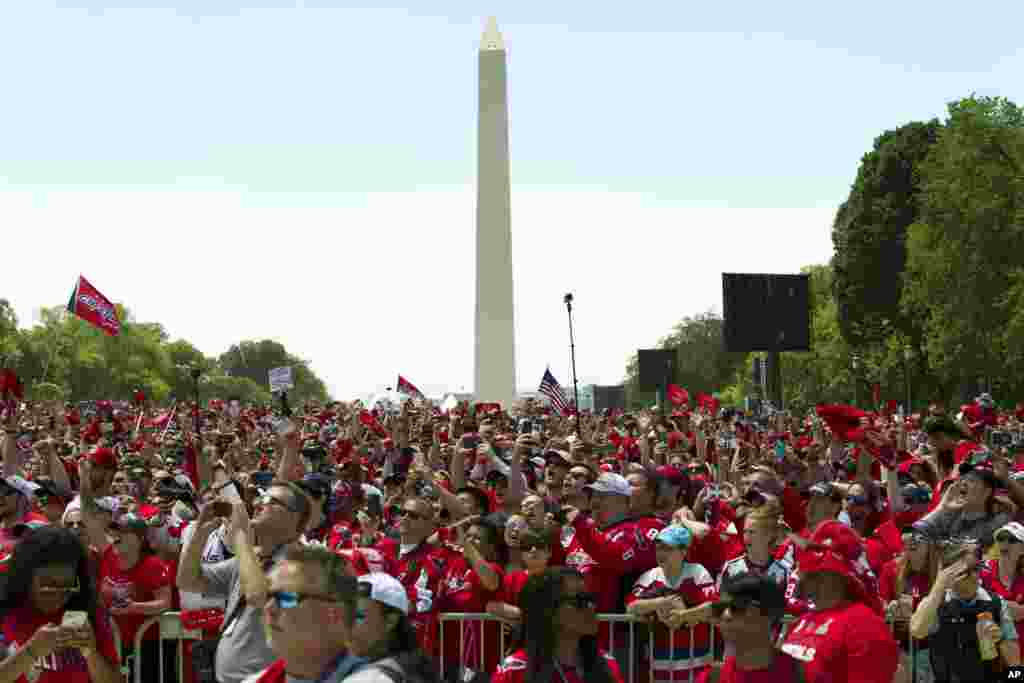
97,546,172,645
0,605,120,683
386,541,448,655
781,601,898,683
626,564,717,679
717,653,803,683
568,515,658,649
492,648,624,683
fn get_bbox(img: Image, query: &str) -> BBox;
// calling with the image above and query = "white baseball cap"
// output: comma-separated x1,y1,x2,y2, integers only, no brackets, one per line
584,473,631,497
996,522,1024,544
358,572,409,615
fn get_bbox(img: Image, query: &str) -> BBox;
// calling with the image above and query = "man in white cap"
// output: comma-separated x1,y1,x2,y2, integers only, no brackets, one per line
563,472,658,659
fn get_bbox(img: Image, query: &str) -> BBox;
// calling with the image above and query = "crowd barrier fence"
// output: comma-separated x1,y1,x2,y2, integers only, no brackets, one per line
114,611,928,683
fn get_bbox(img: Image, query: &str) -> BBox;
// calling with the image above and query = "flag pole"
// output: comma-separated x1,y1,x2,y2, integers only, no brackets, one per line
159,401,179,442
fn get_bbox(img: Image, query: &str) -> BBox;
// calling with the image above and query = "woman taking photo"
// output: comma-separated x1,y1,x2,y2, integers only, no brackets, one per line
880,528,937,683
342,572,440,683
94,512,174,683
0,526,120,683
491,567,623,683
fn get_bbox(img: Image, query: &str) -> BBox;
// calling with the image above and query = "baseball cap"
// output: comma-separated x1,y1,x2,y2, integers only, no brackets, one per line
808,482,840,500
0,476,39,500
655,525,692,549
357,572,409,615
653,465,687,488
544,450,572,468
584,473,631,497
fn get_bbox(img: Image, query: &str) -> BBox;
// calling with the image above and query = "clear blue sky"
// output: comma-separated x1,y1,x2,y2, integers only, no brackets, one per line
3,2,1021,398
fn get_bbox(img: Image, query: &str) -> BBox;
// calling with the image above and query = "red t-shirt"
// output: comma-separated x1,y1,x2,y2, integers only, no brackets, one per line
437,556,503,672
781,601,898,683
717,653,803,683
97,546,172,646
0,605,120,683
497,570,531,607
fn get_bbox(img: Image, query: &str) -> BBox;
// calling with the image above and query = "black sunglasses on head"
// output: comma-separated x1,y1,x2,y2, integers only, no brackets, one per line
711,596,761,615
559,592,597,609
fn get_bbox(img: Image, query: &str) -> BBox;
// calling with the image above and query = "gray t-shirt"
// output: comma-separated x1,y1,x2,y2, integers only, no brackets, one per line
202,547,285,683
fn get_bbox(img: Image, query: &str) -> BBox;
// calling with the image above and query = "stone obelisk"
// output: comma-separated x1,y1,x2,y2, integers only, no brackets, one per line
474,17,516,407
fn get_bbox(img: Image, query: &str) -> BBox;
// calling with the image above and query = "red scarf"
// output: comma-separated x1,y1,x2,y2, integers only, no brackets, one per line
255,660,287,683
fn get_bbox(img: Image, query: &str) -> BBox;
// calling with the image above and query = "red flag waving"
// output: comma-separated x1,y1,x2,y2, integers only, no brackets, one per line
67,275,120,336
396,375,425,400
667,384,689,406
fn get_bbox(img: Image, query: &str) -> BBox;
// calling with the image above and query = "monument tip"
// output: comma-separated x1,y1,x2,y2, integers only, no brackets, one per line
481,16,505,52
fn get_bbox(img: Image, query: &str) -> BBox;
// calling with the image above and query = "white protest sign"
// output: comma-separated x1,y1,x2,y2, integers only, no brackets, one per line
268,366,294,393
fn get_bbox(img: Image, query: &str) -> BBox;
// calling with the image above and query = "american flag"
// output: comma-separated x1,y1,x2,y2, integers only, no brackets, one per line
539,369,569,414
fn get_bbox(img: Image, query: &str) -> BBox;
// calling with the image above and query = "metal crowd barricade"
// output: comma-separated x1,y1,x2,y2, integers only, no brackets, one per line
438,613,930,683
113,611,927,683
131,612,205,683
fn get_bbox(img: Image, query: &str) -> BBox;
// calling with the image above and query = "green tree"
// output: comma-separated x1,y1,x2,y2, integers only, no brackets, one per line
219,340,328,405
831,120,940,353
623,311,747,409
902,95,1024,402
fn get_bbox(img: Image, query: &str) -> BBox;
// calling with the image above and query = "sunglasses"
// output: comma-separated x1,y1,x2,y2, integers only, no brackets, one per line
997,534,1023,545
559,592,597,610
266,590,333,610
256,495,300,513
36,576,81,595
847,495,870,506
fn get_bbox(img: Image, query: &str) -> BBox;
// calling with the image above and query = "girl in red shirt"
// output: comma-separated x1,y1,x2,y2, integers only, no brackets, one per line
492,567,623,683
437,516,505,678
0,526,120,683
96,513,173,683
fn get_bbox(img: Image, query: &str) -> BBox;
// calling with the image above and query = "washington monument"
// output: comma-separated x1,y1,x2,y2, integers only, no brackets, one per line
474,17,516,406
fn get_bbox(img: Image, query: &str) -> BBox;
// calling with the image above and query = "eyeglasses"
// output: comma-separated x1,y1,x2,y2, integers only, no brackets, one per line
266,590,334,610
36,577,81,595
559,592,597,610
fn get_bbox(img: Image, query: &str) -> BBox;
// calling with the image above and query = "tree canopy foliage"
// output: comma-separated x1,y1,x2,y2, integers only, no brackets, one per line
626,94,1024,411
0,301,330,406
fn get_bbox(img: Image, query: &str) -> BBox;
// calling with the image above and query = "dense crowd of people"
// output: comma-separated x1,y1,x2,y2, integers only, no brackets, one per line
1,381,1024,682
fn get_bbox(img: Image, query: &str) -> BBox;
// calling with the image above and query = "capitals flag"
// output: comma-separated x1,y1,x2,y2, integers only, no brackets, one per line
67,276,120,336
539,368,569,414
396,374,425,400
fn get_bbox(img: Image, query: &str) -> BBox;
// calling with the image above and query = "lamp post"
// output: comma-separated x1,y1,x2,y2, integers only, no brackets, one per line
852,354,861,408
563,293,581,421
903,346,913,414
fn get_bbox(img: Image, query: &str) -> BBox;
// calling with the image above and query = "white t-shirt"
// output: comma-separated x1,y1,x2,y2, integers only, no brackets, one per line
179,521,231,611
